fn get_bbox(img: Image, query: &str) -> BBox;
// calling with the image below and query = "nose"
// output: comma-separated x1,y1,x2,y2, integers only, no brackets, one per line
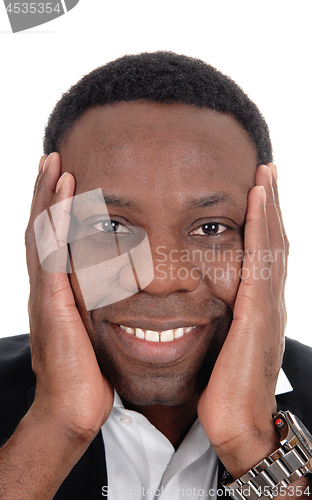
141,240,201,297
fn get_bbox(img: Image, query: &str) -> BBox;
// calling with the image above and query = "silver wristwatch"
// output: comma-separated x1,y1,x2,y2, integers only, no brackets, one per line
222,411,312,500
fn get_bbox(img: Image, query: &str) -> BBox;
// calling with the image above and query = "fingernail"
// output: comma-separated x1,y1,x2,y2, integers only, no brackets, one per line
260,185,266,203
271,164,278,182
38,155,47,173
55,172,68,193
266,165,273,185
43,152,54,172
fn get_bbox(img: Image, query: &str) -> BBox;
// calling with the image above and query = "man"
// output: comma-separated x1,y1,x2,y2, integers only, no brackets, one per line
0,52,312,499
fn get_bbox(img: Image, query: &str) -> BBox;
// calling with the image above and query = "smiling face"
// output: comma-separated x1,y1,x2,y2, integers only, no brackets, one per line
60,101,257,407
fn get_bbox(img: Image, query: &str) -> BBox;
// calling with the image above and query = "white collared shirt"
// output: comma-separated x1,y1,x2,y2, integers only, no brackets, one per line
101,370,292,500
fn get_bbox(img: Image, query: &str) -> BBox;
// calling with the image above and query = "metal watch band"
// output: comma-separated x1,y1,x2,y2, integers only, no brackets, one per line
222,411,312,500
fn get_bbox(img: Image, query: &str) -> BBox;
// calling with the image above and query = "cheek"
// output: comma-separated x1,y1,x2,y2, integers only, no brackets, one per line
195,248,243,309
72,255,138,311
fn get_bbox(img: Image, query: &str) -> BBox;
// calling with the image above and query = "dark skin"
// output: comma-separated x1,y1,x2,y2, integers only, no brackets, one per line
59,102,256,446
2,101,310,500
27,101,283,466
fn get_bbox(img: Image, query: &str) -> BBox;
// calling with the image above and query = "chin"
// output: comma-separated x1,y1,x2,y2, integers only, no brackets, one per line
88,309,231,408
119,387,196,407
104,364,210,408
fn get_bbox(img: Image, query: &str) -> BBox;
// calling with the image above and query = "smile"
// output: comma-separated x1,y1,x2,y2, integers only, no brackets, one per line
119,325,196,342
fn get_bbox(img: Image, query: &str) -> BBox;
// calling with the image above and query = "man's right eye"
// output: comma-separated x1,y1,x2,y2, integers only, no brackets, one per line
92,219,131,234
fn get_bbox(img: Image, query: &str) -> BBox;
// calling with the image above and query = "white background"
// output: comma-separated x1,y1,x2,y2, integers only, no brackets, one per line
0,1,311,346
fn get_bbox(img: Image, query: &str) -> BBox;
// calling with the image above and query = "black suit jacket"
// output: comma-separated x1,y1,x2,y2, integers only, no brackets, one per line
1,335,312,499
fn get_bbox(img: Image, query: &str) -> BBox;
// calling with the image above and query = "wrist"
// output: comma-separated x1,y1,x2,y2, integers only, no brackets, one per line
215,418,280,479
0,405,94,500
27,401,98,448
221,411,312,500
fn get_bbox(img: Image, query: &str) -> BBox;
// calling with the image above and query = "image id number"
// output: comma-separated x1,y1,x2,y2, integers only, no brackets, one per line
6,3,62,14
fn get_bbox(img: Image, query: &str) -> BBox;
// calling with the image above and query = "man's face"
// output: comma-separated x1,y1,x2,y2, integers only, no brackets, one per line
60,101,257,407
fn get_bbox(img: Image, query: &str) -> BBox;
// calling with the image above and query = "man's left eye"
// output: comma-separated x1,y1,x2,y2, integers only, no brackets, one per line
92,220,131,234
190,222,227,236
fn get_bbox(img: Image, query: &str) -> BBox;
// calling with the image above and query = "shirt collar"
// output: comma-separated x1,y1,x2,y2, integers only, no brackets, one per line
113,390,124,408
276,368,293,395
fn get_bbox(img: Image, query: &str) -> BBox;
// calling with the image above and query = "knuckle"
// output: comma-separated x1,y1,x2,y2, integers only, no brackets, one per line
25,223,35,248
24,226,31,246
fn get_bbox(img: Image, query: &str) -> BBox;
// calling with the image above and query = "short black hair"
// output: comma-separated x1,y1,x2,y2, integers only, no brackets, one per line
43,51,273,164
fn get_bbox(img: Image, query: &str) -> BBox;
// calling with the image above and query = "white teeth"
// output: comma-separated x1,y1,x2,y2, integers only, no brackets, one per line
145,330,160,342
184,327,193,334
135,328,145,339
160,330,174,342
125,327,135,334
174,327,184,339
119,325,197,342
119,325,135,334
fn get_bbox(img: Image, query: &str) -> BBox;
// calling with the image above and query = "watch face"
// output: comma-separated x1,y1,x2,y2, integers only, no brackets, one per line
288,412,312,453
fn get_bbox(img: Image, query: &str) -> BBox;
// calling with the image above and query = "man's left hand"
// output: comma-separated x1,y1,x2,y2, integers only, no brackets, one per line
198,163,289,477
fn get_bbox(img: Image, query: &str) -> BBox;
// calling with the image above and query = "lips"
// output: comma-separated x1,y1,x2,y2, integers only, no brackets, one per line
109,322,207,364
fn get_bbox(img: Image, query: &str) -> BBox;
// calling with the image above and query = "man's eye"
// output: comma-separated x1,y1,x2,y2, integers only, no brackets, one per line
92,220,131,234
190,222,227,236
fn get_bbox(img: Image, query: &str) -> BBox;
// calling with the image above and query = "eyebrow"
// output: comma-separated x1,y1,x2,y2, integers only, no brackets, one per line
75,190,244,213
186,192,243,212
102,195,134,207
76,190,135,208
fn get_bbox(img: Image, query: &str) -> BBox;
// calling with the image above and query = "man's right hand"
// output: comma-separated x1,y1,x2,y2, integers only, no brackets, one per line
25,152,114,440
0,153,113,500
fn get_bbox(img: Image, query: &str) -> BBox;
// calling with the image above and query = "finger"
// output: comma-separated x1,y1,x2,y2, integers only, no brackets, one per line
35,173,76,309
39,154,48,173
30,154,50,207
25,153,75,286
234,185,273,323
28,171,81,340
29,153,61,219
29,155,49,214
266,164,289,332
266,163,289,265
36,173,75,276
241,185,269,285
26,153,61,283
31,153,62,220
255,165,286,298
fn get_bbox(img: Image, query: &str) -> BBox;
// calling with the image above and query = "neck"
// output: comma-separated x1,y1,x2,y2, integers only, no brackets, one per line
122,394,199,450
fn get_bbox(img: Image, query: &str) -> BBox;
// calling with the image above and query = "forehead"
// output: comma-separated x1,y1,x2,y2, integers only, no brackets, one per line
60,101,257,203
